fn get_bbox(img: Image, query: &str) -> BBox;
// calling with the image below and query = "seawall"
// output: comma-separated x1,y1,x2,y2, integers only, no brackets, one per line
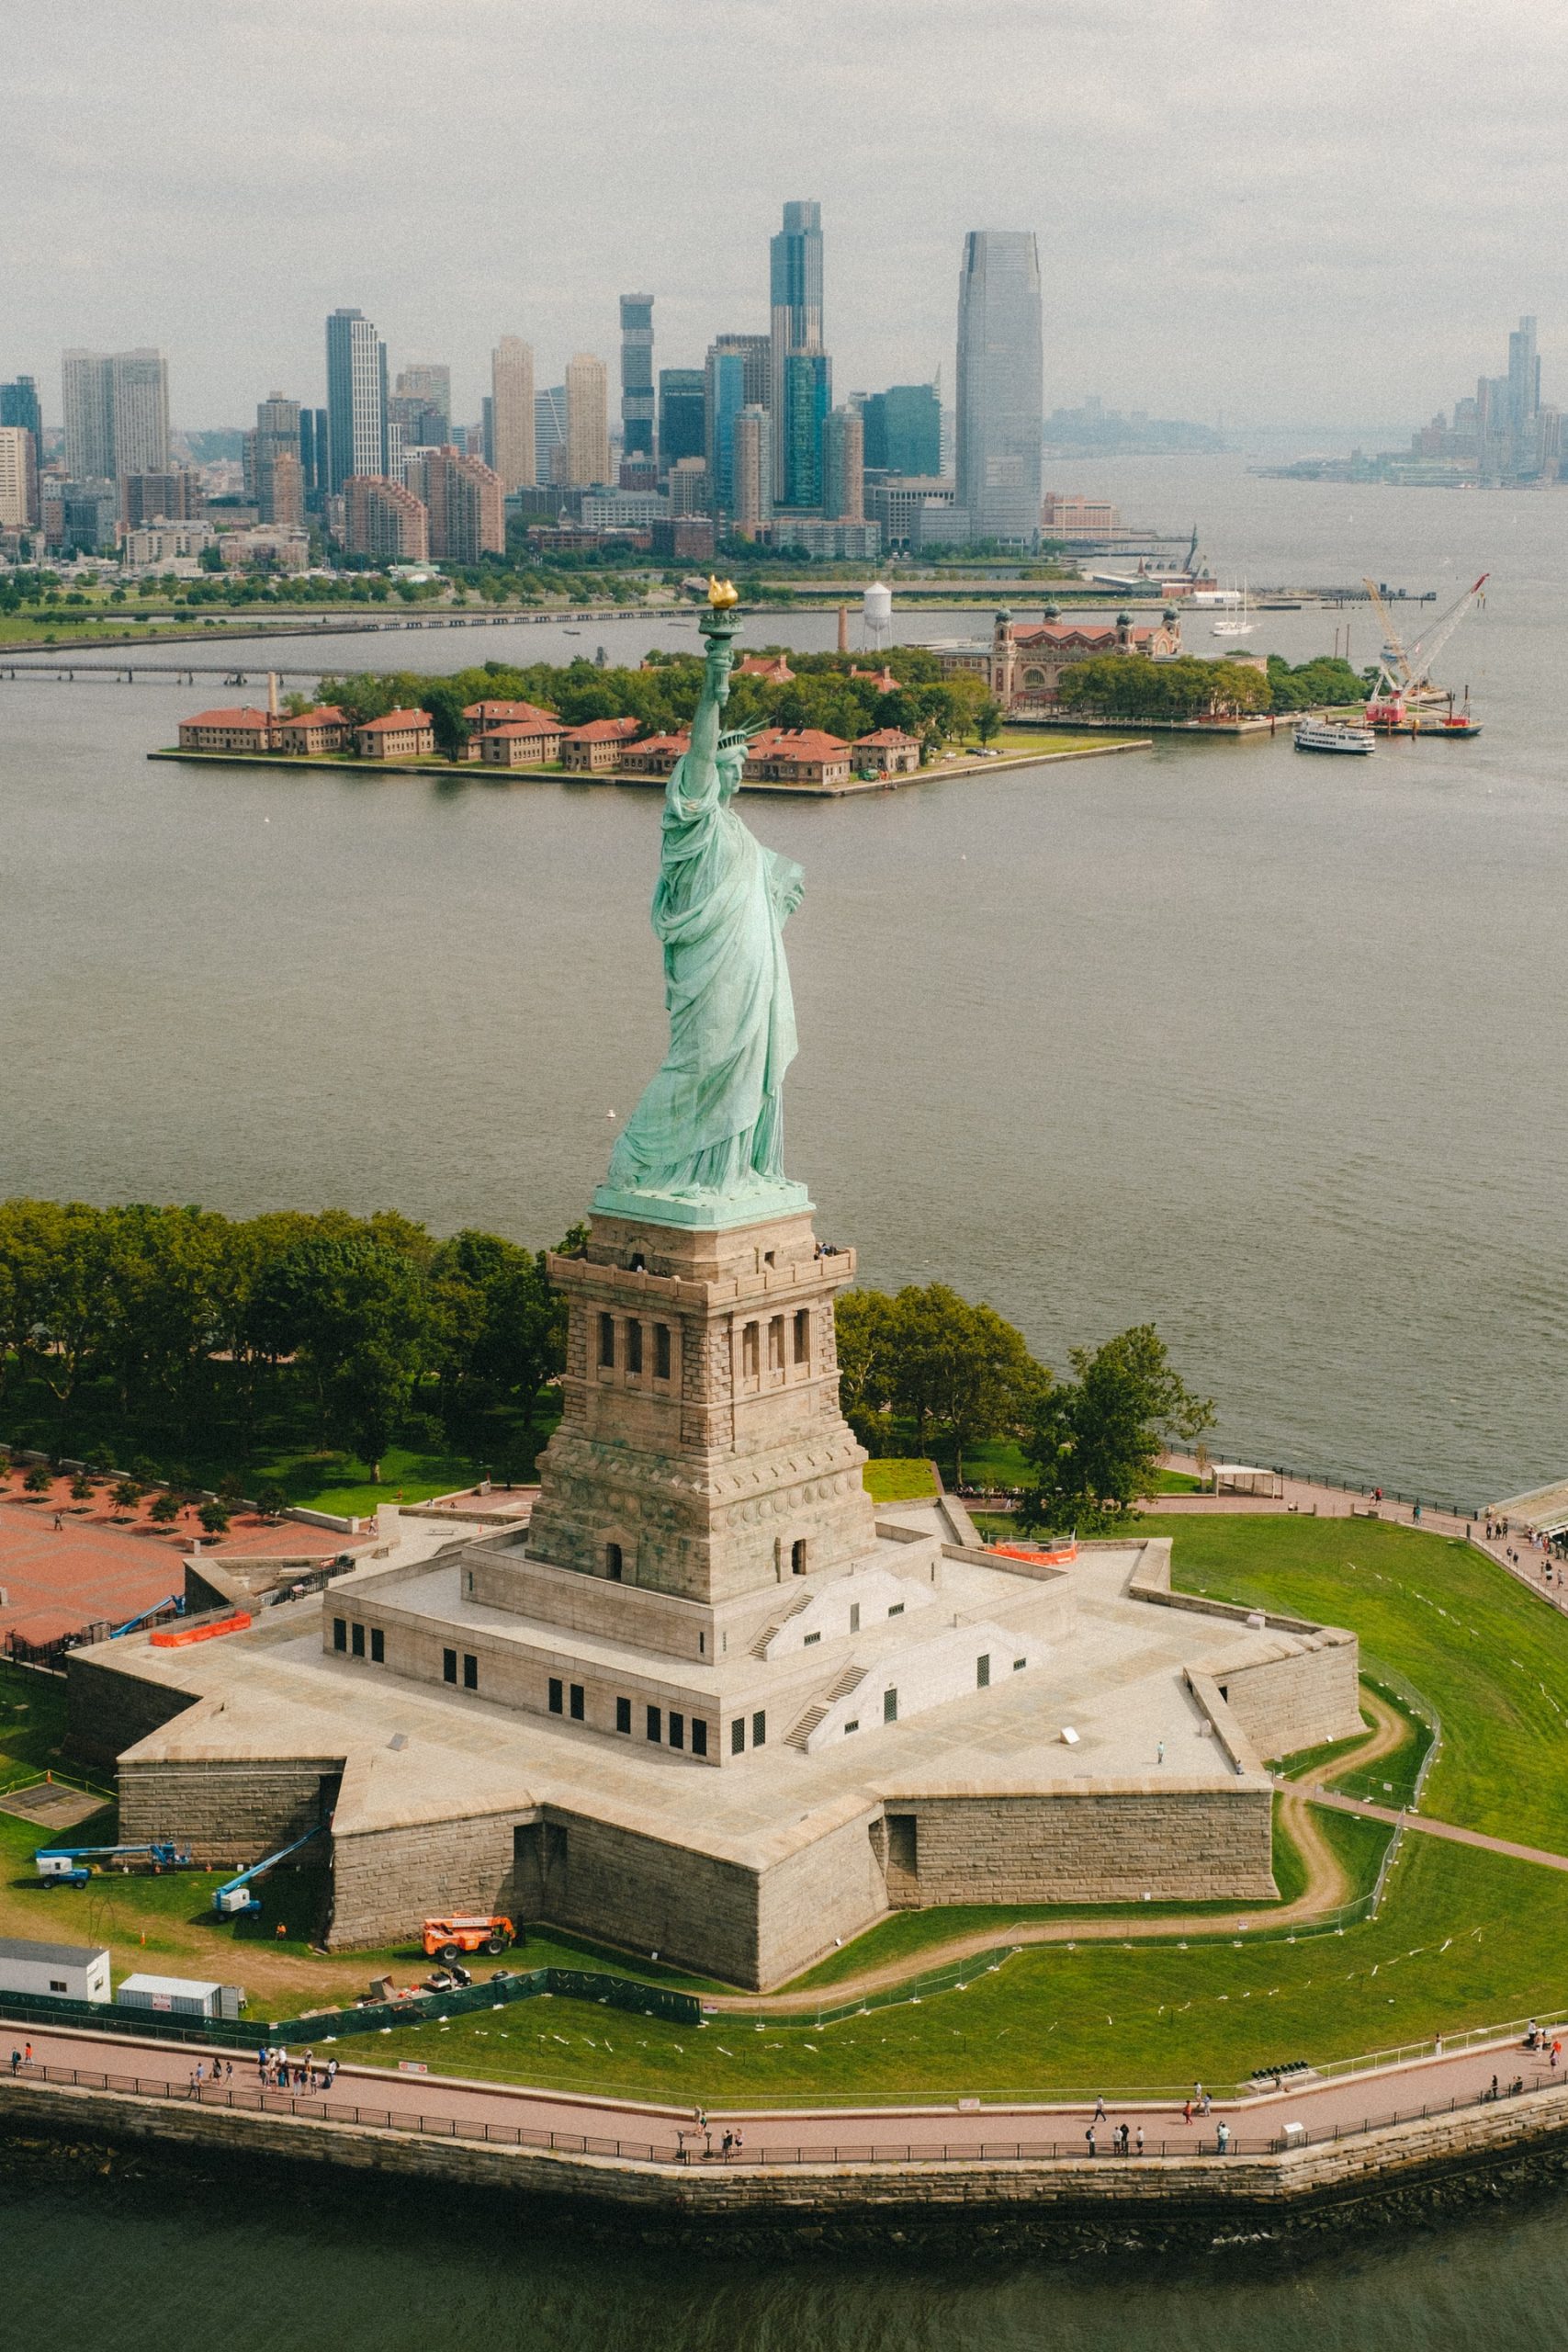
11,2069,1568,2256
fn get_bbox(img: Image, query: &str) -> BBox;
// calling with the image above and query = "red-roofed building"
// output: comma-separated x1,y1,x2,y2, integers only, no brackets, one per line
479,718,566,767
743,728,852,787
560,717,644,772
931,607,1182,708
462,699,563,762
736,651,795,684
177,707,275,752
617,731,691,777
355,708,435,759
849,663,899,692
852,727,920,776
275,705,350,755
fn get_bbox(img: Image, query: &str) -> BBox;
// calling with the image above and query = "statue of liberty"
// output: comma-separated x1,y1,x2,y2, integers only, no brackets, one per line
595,582,811,1227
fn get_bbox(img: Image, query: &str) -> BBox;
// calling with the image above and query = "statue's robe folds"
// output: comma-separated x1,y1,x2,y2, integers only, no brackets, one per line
606,743,802,1203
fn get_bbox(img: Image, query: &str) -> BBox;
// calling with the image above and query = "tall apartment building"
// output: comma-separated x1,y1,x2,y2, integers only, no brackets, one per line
405,446,505,561
619,296,655,466
781,350,830,511
1,378,42,448
658,369,705,474
1508,314,1540,439
344,474,429,562
731,403,773,537
325,309,389,493
769,199,824,499
0,427,39,528
861,383,942,479
955,230,1043,545
822,405,864,522
491,336,536,492
299,407,329,498
62,347,169,481
667,456,710,515
703,336,770,512
564,354,610,486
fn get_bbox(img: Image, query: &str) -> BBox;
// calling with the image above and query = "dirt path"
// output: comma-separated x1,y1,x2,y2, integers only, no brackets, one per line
703,1697,1407,2015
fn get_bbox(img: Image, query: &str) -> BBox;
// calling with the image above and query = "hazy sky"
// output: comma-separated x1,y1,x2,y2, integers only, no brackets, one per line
5,0,1562,435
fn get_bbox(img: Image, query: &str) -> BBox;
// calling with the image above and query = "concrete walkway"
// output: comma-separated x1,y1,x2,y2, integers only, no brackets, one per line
6,2018,1565,2166
1292,1786,1568,1875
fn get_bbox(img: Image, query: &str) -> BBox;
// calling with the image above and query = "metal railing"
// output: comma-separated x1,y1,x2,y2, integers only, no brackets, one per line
7,2053,1563,2170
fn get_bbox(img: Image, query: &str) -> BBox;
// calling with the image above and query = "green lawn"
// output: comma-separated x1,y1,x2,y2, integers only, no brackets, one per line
246,1442,491,1520
862,1458,938,1505
1142,1513,1568,1853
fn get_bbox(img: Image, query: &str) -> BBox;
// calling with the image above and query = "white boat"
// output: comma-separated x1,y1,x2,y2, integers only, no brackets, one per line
1213,577,1255,637
1293,717,1375,755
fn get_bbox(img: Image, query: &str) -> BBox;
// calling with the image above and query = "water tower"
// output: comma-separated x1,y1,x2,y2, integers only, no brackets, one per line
863,580,893,651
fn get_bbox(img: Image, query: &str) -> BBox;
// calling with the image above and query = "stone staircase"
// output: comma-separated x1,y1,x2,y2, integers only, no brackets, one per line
785,1660,865,1750
750,1588,814,1659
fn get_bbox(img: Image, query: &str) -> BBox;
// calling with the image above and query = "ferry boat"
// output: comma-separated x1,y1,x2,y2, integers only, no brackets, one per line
1293,717,1376,755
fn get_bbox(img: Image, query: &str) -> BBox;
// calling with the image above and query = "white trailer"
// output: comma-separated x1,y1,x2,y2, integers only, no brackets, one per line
115,1973,245,2020
0,1936,111,2004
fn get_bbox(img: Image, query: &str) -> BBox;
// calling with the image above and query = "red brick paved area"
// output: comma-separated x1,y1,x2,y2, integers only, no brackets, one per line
0,1489,188,1644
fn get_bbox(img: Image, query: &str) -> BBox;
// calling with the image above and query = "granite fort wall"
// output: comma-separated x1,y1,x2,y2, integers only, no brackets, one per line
1217,1640,1362,1759
66,1650,200,1766
878,1786,1278,1908
119,1757,341,1866
330,1807,530,1950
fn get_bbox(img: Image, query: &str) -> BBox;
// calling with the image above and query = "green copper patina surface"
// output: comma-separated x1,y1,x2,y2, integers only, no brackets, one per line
594,604,811,1229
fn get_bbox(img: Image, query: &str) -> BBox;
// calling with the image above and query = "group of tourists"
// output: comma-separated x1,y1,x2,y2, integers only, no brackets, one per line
676,2107,745,2162
255,2044,337,2094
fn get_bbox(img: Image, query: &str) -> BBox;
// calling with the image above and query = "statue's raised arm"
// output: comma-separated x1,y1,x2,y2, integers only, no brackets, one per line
595,586,809,1229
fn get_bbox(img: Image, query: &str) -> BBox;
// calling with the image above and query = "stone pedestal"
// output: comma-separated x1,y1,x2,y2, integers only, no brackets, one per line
522,1208,874,1609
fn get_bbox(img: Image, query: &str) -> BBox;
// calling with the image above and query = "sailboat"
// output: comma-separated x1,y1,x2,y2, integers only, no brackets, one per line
1213,578,1255,638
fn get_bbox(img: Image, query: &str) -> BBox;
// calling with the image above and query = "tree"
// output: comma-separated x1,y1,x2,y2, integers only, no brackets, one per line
198,1498,231,1535
254,1481,288,1520
974,695,1005,745
885,1283,1044,1485
149,1492,182,1524
1017,1324,1215,1533
70,1473,94,1501
111,1477,143,1517
23,1462,52,1493
834,1286,899,1454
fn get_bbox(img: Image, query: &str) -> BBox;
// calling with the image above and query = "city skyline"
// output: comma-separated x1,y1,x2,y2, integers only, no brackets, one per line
6,1,1565,434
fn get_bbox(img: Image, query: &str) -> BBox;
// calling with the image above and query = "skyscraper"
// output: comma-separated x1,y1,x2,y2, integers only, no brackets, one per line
536,385,568,486
822,406,864,522
491,336,536,492
955,231,1043,545
299,407,329,498
109,350,170,477
408,446,505,561
769,199,824,498
564,354,610,485
705,345,748,512
861,383,942,479
0,428,39,529
619,295,655,466
0,377,42,448
731,404,773,537
1507,314,1540,439
325,309,389,493
62,350,114,481
395,363,451,437
658,369,705,473
781,350,830,510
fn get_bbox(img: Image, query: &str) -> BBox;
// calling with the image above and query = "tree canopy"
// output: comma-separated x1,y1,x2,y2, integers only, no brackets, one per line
1055,654,1273,719
1017,1324,1215,1533
836,1281,1045,1483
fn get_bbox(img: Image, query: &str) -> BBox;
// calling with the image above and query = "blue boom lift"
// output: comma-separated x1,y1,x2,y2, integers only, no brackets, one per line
35,1840,194,1888
213,1824,326,1917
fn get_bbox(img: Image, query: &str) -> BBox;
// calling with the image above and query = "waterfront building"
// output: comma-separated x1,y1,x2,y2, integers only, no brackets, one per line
955,231,1043,545
491,337,536,492
177,706,275,752
343,473,429,562
929,606,1182,707
852,728,920,775
781,350,830,509
743,725,852,786
123,521,215,569
275,706,350,755
219,526,309,574
1042,492,1120,539
478,718,567,767
861,384,941,479
822,405,864,523
354,709,435,759
731,403,773,537
0,376,42,448
564,354,610,486
736,651,794,683
325,309,389,494
560,716,644,770
657,368,705,474
619,295,655,466
616,731,691,776
768,516,881,560
770,198,823,497
0,426,39,528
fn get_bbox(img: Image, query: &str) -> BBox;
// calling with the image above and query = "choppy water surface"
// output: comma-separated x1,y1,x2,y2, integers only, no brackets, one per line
0,457,1562,1502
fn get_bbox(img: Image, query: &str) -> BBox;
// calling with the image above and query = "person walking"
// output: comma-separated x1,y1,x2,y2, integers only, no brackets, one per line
1093,2094,1107,2122
1183,2098,1192,2125
9,2049,19,2077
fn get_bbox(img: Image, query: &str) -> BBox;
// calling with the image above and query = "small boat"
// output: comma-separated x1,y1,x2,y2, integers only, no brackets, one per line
1213,577,1255,638
1293,717,1375,755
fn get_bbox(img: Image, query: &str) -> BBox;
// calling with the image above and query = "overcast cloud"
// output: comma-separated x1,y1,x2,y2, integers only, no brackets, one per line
4,0,1562,433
